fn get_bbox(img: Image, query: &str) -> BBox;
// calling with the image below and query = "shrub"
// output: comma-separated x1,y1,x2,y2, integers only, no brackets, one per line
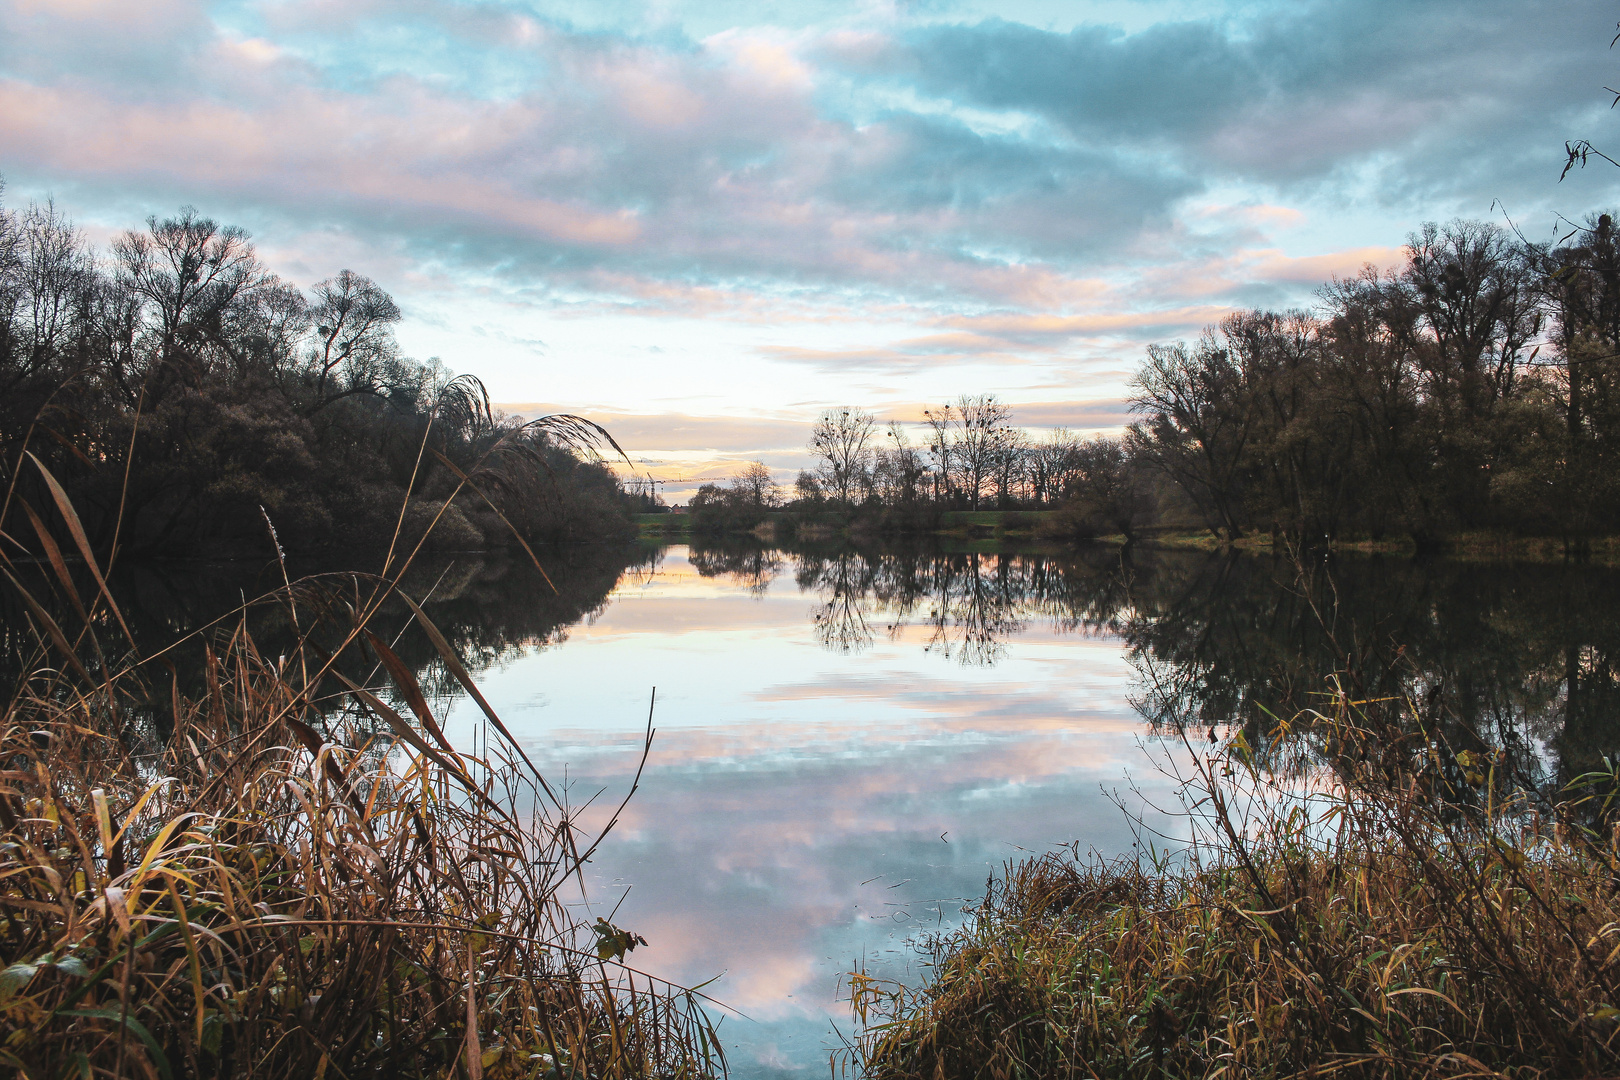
0,461,720,1079
848,681,1620,1079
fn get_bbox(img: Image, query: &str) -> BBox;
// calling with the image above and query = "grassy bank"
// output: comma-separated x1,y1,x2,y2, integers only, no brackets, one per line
643,511,1620,565
636,509,1062,543
1077,527,1620,564
846,684,1620,1079
636,512,692,540
1,470,719,1078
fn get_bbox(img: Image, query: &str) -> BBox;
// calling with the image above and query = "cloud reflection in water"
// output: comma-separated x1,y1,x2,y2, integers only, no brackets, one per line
441,545,1177,1077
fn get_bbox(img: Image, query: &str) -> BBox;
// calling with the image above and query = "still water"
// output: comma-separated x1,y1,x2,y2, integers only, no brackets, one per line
57,540,1620,1077
434,543,1170,1076
412,540,1620,1078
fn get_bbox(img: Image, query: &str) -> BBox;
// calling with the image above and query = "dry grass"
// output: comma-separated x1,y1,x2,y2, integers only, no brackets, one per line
846,684,1620,1079
0,442,722,1077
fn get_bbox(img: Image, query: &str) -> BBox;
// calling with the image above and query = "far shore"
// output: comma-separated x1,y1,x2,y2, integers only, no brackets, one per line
636,510,1620,564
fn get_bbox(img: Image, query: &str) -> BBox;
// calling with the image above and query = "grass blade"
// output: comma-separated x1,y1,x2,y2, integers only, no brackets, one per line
26,452,134,646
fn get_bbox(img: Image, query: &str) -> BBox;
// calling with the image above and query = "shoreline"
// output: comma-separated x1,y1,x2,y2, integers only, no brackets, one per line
637,511,1620,565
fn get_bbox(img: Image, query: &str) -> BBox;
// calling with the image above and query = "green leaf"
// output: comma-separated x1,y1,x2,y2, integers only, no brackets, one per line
201,1010,228,1055
592,918,647,962
53,955,90,979
61,1008,174,1080
0,962,39,1004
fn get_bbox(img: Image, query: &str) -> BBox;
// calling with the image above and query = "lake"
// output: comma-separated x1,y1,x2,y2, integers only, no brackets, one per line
431,542,1177,1077
419,539,1620,1077
57,539,1620,1077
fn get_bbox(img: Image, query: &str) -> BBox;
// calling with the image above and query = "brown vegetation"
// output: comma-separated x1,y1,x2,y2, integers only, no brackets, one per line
846,677,1620,1078
0,454,720,1077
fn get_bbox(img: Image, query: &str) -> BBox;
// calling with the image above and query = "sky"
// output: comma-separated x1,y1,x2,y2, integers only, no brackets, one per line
6,0,1620,495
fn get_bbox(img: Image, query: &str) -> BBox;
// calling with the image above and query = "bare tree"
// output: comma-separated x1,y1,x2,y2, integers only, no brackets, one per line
794,470,823,503
923,404,956,502
300,269,402,411
992,427,1027,507
1026,429,1081,506
925,394,1014,509
1393,221,1539,420
871,422,931,506
730,460,782,506
13,201,94,371
112,206,273,392
1129,339,1252,538
810,407,876,504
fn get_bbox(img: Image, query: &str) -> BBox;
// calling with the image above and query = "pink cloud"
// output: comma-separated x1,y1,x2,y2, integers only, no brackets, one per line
1250,245,1407,283
944,306,1233,340
0,79,644,247
1128,244,1408,306
11,0,200,30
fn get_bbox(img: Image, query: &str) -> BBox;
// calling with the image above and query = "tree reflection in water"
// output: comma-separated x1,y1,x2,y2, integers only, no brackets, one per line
686,545,782,597
0,543,660,733
778,543,1130,664
689,539,1620,788
22,538,1620,800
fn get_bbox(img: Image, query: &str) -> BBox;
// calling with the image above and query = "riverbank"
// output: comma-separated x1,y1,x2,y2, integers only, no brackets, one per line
0,507,718,1078
640,511,1620,564
846,688,1620,1079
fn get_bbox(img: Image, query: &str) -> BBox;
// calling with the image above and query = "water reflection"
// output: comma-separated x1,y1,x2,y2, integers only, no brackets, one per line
28,538,1616,784
687,546,782,597
17,538,1620,1076
0,544,656,709
436,542,1162,1076
687,539,1620,785
1112,551,1620,789
777,545,1128,664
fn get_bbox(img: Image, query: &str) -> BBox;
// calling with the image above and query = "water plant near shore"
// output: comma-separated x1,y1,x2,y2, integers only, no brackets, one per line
0,431,721,1077
845,678,1620,1079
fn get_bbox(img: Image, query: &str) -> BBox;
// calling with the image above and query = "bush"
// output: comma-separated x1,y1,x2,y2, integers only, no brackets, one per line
0,469,719,1079
399,497,488,551
848,680,1620,1078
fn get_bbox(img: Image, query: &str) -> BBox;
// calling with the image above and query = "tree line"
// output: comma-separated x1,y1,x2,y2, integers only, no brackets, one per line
685,396,1144,535
693,214,1620,548
1129,216,1620,547
0,190,636,558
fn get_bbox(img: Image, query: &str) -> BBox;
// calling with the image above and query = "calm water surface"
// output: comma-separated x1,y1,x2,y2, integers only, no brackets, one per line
63,540,1620,1078
437,544,1175,1077
419,539,1620,1077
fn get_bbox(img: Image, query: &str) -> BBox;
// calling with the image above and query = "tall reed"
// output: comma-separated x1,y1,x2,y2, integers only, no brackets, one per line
0,401,722,1078
846,678,1620,1078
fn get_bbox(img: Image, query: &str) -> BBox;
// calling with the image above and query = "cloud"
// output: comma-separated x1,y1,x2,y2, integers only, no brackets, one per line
748,303,1236,375
758,338,1019,373
1002,399,1134,430
0,0,1204,309
9,0,1618,311
7,0,1620,474
11,0,1607,326
878,0,1620,202
498,405,809,454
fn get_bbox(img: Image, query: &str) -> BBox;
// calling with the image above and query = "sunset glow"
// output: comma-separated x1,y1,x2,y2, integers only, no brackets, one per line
6,0,1619,490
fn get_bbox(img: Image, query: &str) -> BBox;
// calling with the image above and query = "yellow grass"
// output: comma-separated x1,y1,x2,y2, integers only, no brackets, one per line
1,443,722,1078
847,687,1620,1079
